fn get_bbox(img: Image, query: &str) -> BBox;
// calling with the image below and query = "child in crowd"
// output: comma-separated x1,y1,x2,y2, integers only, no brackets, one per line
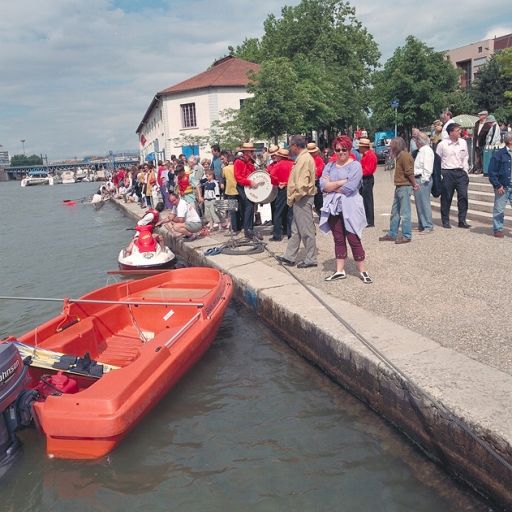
202,169,221,230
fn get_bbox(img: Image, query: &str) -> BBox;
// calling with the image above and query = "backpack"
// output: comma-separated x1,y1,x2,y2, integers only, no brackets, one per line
431,153,442,198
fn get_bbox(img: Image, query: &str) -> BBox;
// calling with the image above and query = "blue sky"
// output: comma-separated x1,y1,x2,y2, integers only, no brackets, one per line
0,0,510,160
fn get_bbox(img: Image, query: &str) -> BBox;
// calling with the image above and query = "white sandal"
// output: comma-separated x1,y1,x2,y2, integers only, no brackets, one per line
360,271,373,284
324,270,346,281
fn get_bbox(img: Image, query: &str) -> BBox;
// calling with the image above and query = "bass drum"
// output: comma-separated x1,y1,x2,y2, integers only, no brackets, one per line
244,171,277,204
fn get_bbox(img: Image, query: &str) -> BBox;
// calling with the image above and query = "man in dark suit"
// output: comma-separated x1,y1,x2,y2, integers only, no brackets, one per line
472,110,492,174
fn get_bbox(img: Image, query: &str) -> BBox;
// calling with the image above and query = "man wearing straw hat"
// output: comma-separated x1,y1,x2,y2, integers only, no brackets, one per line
276,135,317,268
269,148,294,241
472,111,491,174
234,142,259,239
358,138,377,227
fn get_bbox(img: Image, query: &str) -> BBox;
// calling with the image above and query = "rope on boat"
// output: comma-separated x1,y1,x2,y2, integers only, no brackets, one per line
0,296,204,307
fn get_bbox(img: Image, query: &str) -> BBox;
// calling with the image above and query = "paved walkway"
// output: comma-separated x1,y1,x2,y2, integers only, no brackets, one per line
254,167,512,375
175,166,511,375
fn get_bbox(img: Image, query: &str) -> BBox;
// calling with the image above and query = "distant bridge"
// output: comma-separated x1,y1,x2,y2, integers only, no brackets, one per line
2,158,139,179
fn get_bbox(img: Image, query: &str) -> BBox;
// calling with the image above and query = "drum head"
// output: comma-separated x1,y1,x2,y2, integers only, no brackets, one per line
245,171,277,204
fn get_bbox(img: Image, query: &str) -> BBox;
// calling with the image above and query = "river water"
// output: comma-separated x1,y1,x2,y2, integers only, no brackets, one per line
0,181,492,511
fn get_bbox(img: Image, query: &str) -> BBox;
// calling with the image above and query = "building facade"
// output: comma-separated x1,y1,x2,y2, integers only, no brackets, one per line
136,56,260,161
445,33,512,88
0,148,9,167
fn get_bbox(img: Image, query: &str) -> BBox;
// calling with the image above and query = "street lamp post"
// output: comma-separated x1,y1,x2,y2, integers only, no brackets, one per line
20,139,26,155
390,99,399,137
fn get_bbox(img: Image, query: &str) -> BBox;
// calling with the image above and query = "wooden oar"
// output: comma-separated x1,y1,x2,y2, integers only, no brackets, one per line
12,341,119,377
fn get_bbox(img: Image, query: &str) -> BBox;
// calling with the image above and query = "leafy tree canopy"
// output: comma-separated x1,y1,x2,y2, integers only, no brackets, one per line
233,0,380,138
208,108,253,150
473,49,512,122
10,154,43,166
370,36,459,135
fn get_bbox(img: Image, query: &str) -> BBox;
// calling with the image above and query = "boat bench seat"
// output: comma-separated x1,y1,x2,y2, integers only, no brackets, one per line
38,317,102,358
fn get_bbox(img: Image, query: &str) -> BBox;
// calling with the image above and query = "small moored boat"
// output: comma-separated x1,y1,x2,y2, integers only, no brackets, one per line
0,268,232,461
61,170,76,184
21,171,55,187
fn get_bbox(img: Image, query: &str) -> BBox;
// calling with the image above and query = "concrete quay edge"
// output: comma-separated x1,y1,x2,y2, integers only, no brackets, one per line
113,199,512,509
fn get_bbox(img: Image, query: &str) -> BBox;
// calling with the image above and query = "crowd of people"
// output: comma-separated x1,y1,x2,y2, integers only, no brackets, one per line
114,111,511,284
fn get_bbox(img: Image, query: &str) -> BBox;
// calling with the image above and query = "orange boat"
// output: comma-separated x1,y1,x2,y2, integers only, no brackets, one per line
3,268,232,460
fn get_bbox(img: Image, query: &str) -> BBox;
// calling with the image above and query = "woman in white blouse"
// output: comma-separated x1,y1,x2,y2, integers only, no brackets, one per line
413,132,435,233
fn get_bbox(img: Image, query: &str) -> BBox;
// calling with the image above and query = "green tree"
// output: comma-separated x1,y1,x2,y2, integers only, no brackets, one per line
243,58,304,142
232,0,379,139
371,36,459,136
230,38,263,63
10,154,43,166
208,108,253,150
472,48,512,121
445,88,477,116
471,53,510,115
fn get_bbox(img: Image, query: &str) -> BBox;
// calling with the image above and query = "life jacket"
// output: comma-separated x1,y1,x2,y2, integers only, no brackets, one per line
134,225,157,253
178,173,193,196
144,208,159,225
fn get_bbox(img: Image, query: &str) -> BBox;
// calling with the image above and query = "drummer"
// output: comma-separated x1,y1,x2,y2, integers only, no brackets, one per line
269,148,294,241
234,142,259,239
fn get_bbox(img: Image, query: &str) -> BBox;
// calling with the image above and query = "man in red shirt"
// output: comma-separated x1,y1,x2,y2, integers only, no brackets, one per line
359,138,378,227
234,142,257,239
307,142,325,216
269,148,294,241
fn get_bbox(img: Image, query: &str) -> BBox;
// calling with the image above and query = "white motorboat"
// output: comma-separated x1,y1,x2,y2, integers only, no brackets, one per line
75,167,87,182
61,170,76,184
20,171,55,187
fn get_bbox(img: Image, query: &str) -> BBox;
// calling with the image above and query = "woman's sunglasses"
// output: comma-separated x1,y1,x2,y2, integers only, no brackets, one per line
334,147,349,153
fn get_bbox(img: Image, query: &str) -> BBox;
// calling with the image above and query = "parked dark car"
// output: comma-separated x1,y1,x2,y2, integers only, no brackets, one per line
374,131,394,163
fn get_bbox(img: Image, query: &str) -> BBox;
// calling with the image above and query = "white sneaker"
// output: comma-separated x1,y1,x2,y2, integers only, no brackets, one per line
324,271,347,281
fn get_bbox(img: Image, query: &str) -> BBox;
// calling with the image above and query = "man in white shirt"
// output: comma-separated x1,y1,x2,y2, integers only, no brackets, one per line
436,123,470,229
440,110,454,140
162,192,203,239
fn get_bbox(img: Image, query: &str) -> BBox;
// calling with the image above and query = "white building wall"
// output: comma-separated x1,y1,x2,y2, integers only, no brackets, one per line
161,86,253,159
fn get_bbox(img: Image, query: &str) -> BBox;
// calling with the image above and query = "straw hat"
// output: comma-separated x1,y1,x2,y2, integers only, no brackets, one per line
276,148,290,159
240,142,255,151
358,138,371,148
268,144,279,155
306,142,319,153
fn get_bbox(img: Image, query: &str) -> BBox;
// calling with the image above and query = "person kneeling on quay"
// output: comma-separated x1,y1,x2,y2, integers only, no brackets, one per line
319,135,372,284
162,192,203,240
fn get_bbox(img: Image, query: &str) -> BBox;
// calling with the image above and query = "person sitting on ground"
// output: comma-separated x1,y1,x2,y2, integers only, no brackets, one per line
162,192,203,239
125,202,166,255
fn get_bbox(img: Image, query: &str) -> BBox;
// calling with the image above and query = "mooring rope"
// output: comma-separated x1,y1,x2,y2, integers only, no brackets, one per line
262,243,512,479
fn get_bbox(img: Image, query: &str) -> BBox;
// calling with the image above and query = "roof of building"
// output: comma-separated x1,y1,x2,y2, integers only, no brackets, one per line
159,56,260,95
136,56,259,134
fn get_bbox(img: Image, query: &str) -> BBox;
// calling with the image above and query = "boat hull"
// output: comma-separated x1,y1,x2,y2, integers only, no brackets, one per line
15,268,233,459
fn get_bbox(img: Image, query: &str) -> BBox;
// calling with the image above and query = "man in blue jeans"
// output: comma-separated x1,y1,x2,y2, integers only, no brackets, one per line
488,132,512,238
379,137,419,244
